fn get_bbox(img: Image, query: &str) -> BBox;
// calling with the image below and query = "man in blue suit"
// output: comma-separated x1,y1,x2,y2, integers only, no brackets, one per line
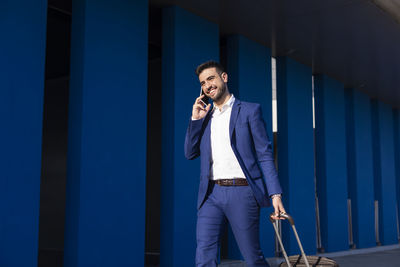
185,61,286,267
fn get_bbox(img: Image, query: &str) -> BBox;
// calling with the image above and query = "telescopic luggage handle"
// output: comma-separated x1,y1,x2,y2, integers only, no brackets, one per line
269,213,310,267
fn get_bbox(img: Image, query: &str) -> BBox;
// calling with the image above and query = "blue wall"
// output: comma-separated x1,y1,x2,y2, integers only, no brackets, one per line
345,89,375,248
64,1,148,266
226,34,276,258
0,1,47,266
314,75,348,252
371,101,398,245
3,3,400,266
393,109,400,237
276,57,316,255
160,6,219,267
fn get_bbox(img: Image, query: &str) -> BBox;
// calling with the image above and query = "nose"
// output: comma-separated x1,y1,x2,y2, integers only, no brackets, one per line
204,81,213,91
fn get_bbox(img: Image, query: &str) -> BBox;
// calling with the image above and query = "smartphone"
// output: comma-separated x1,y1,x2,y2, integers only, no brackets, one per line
199,87,209,108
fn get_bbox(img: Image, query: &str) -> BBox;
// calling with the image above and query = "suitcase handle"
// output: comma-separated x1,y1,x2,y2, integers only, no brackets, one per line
269,213,310,267
269,212,295,225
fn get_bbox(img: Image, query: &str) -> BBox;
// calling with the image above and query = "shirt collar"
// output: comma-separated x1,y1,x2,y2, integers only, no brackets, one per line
214,94,235,113
225,94,235,108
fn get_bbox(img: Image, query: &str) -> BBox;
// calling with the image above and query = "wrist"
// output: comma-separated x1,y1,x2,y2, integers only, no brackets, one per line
271,194,282,199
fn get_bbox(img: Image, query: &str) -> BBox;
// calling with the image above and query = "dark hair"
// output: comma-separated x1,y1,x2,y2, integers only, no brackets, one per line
195,60,225,76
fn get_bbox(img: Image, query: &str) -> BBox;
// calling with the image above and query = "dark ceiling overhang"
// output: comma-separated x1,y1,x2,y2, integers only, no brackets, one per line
152,0,400,108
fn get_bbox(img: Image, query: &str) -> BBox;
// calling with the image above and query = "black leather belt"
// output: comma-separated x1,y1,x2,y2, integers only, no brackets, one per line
213,178,248,186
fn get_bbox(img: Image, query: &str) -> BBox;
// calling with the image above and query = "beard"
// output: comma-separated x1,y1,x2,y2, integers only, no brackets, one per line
209,84,227,102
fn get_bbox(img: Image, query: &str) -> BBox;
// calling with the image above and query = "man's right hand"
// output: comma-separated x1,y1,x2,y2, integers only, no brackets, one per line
192,95,211,120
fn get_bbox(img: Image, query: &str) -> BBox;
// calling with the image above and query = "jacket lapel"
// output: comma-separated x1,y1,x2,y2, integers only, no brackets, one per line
229,99,241,140
203,111,212,156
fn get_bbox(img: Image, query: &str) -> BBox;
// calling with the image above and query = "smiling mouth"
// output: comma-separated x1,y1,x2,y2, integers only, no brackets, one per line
208,88,217,95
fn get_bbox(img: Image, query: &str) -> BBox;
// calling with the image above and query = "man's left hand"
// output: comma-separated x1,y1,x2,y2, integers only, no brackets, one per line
271,195,286,220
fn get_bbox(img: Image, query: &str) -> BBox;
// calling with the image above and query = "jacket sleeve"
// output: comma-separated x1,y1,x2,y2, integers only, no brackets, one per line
249,104,283,196
184,118,204,160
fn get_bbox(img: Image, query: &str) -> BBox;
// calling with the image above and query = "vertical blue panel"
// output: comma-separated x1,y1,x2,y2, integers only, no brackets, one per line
64,1,148,266
393,109,400,236
314,75,348,252
345,89,375,248
226,35,275,259
276,57,316,255
375,102,398,244
0,1,47,266
160,6,219,267
370,100,382,244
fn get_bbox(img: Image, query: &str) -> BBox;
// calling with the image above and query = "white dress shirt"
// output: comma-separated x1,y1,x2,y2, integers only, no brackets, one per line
210,95,246,180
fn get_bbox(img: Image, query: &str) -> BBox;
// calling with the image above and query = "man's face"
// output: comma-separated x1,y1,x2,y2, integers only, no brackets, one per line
199,67,228,102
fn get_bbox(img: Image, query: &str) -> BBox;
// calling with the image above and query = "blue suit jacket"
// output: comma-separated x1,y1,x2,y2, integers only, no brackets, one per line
184,99,282,209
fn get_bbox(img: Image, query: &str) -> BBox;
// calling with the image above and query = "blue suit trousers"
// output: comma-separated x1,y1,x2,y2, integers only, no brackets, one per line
196,183,269,267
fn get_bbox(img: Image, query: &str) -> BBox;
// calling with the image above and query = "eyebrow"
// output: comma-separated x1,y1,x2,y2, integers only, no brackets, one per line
200,75,215,85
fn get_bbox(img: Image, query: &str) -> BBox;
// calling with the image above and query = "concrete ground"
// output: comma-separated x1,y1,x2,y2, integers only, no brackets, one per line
322,245,400,267
219,244,400,267
330,248,400,267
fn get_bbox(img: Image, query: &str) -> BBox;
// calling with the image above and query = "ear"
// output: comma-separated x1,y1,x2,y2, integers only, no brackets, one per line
221,72,228,83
